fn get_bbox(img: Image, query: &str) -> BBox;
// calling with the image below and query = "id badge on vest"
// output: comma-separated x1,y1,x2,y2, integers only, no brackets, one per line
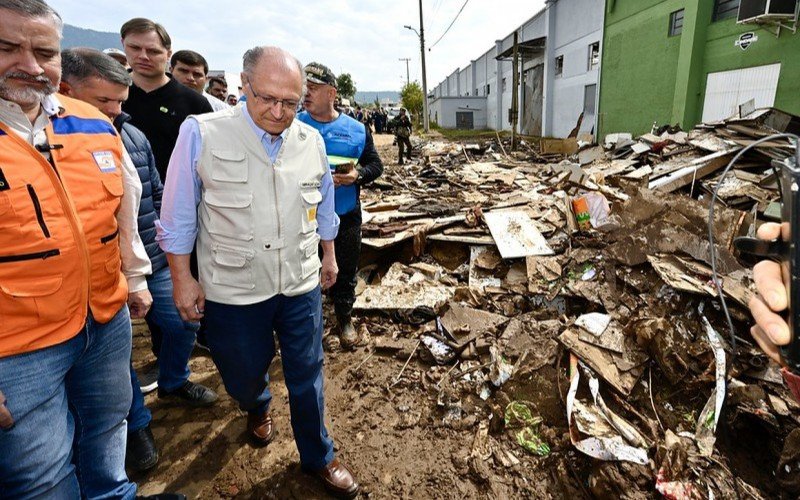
92,151,117,173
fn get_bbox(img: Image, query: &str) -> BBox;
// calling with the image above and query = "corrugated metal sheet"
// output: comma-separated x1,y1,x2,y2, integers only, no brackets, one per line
702,63,781,122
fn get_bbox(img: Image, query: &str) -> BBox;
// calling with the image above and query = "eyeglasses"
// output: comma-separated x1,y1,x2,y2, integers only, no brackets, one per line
247,82,299,112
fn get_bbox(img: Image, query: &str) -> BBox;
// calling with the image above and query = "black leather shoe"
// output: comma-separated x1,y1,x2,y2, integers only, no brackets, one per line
158,381,218,407
127,426,158,472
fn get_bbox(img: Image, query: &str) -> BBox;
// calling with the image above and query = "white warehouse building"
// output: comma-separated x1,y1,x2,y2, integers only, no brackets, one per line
428,0,604,138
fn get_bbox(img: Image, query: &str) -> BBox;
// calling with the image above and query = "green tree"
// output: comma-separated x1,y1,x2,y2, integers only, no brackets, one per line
336,73,356,100
400,81,423,124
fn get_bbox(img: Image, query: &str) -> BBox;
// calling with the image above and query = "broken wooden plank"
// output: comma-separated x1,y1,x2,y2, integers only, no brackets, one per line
429,234,496,245
648,150,738,193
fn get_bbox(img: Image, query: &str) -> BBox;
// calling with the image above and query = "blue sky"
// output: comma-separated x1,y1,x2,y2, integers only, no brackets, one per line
49,0,546,91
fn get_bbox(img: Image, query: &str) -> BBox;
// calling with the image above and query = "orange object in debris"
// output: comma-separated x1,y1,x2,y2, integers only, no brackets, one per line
572,196,591,230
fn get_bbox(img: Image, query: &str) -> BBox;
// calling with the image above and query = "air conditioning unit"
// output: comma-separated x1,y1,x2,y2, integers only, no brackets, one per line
738,0,798,23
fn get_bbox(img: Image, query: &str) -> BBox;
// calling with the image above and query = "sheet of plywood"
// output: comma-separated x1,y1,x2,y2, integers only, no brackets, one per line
483,211,554,259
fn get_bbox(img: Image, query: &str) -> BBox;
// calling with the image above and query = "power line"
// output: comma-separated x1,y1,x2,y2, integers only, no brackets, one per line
429,0,445,29
429,0,470,50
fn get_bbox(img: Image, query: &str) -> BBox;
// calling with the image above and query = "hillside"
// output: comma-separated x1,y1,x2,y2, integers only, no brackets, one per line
62,24,121,51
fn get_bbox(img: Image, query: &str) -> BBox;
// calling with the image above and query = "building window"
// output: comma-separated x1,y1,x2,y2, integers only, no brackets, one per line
588,42,600,71
583,84,597,116
555,55,564,77
713,0,740,21
502,77,507,92
475,88,479,96
485,84,491,95
669,9,684,36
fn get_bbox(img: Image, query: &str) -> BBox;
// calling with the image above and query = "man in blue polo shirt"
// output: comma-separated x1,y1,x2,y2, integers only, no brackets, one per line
297,63,384,348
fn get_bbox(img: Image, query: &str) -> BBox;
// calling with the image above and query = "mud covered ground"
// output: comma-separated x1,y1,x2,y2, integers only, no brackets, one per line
134,133,791,499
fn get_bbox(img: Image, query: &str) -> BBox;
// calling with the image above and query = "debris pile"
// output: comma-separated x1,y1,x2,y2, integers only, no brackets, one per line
345,108,800,498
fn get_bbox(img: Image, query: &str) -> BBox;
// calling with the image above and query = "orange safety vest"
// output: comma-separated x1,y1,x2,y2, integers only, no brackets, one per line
0,95,128,357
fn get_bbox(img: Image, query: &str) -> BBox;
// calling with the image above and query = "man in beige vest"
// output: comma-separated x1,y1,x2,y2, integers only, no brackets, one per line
158,46,359,498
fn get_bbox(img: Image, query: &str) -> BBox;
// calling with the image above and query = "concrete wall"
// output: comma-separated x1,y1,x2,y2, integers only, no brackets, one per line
550,0,604,137
459,67,471,96
598,0,800,138
429,97,488,129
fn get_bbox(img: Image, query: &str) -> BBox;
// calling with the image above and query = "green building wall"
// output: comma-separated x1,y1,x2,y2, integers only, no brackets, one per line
598,0,800,138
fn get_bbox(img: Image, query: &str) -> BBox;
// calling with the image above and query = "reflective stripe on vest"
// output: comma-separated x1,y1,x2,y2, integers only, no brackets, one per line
0,95,127,357
296,112,365,216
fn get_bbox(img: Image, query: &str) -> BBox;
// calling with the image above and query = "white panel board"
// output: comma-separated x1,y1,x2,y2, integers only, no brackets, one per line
483,211,554,259
702,63,781,122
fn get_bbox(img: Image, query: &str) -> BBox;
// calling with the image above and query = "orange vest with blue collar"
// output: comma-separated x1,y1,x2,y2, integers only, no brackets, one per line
0,95,128,357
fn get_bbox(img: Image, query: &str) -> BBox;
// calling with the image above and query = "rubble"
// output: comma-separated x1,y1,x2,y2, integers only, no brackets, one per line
346,108,799,498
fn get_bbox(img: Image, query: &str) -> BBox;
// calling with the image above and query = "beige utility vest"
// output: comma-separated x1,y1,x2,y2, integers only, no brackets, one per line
194,107,327,305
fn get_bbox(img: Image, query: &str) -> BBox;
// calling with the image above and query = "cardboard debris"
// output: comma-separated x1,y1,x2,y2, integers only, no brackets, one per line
343,107,799,498
567,362,649,465
440,302,509,341
559,329,648,396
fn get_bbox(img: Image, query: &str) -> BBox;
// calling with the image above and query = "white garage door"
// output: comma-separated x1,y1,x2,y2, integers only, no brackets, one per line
701,63,781,122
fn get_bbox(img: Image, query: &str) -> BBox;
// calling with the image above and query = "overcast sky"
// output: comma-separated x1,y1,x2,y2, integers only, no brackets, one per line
49,0,546,91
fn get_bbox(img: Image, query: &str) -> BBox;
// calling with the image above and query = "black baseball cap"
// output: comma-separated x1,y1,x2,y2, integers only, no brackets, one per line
304,62,337,88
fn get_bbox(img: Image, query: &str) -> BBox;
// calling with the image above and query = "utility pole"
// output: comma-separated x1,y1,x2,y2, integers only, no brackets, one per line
511,30,520,150
404,1,430,132
418,0,430,133
399,58,411,86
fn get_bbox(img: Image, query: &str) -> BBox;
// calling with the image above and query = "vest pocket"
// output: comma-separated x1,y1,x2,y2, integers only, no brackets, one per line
211,245,255,290
300,234,321,279
300,189,322,233
211,150,248,183
101,176,124,197
0,274,64,325
203,191,254,241
26,185,50,238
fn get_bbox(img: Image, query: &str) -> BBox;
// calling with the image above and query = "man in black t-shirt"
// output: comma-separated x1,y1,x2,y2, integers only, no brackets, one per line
120,17,212,180
119,18,213,408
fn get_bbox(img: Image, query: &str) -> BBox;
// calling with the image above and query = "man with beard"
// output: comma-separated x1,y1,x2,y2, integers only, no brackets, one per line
0,1,182,498
207,76,228,101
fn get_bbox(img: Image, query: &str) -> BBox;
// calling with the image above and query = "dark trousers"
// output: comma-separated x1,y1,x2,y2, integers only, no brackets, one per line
397,136,412,163
330,209,362,318
203,287,335,470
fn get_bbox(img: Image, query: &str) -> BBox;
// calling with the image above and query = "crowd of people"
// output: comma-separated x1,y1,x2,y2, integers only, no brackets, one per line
1,1,794,499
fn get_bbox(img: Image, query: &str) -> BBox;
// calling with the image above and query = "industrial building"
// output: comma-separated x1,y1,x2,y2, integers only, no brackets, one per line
429,0,605,138
598,0,800,137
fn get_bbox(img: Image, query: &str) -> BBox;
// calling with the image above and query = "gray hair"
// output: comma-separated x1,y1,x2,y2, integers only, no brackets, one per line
61,48,132,87
242,46,306,97
0,0,63,34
